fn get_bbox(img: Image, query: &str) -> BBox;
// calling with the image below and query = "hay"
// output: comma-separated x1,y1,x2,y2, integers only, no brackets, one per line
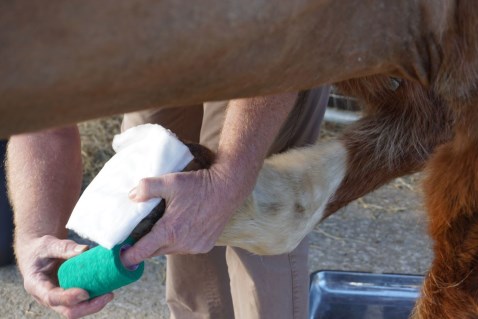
78,116,122,190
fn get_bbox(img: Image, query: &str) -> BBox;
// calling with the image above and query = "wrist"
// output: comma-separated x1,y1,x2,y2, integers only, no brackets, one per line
210,155,260,207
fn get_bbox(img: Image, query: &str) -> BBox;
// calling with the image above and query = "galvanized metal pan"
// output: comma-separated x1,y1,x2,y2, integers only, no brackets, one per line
309,271,423,319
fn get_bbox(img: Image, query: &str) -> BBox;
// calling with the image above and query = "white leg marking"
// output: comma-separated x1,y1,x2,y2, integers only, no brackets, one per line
218,141,347,255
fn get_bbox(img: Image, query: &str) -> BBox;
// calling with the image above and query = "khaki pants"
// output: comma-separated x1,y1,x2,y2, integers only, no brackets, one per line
122,87,330,319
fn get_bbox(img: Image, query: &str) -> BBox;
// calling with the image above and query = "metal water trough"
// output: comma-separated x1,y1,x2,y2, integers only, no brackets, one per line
309,271,424,319
325,92,361,125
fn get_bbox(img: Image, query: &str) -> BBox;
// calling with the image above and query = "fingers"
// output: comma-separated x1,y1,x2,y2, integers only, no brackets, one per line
42,286,90,308
30,273,114,318
129,173,181,202
121,219,215,264
38,236,88,260
54,293,114,319
121,222,169,266
129,177,166,202
20,236,113,319
26,269,88,306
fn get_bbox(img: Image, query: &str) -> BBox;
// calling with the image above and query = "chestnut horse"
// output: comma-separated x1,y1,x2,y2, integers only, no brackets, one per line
2,1,478,318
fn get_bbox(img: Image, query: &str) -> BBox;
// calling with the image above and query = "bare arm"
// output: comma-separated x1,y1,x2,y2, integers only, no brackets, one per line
213,94,299,210
8,127,82,241
7,126,113,319
122,93,297,264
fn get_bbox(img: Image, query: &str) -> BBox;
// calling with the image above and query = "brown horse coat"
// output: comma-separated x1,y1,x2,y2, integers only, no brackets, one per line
0,0,450,137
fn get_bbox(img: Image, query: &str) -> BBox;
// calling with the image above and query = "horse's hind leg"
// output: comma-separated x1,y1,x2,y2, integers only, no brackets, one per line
325,77,453,216
219,77,453,255
413,109,478,318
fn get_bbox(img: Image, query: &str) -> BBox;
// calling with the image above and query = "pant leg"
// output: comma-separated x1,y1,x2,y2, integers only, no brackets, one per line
200,100,228,150
227,239,310,319
200,88,330,155
122,105,234,319
166,246,234,319
268,87,330,154
122,105,203,143
202,87,330,319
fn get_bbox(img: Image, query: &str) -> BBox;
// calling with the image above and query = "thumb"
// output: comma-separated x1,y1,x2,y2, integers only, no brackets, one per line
128,175,174,202
119,239,150,268
40,236,89,260
120,226,168,267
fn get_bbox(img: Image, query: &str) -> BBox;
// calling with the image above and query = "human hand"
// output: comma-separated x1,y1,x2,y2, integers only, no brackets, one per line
121,93,297,265
122,163,247,265
15,235,114,319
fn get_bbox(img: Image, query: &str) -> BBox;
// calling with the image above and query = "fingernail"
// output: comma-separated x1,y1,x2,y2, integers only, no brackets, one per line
74,245,88,252
128,187,137,199
77,292,89,302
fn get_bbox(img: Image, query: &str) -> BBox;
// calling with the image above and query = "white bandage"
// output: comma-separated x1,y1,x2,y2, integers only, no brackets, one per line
66,124,194,249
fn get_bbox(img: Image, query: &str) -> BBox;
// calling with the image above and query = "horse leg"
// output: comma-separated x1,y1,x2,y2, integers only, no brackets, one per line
219,77,453,255
325,77,453,216
413,119,478,318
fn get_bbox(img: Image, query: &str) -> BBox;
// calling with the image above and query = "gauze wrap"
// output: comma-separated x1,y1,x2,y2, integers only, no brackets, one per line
66,124,194,249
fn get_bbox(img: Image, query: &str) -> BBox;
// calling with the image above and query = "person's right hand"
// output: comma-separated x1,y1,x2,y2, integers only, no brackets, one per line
15,235,114,319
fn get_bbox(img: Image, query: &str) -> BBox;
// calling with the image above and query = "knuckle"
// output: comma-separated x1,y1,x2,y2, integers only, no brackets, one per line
124,249,139,265
50,242,68,258
42,234,54,241
171,172,190,187
57,242,69,255
137,178,152,198
38,235,52,247
62,309,74,319
45,294,55,307
32,295,45,307
132,245,149,262
167,173,181,183
163,173,182,191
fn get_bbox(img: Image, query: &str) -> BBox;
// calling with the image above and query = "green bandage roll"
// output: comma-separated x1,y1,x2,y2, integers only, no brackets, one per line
58,237,144,299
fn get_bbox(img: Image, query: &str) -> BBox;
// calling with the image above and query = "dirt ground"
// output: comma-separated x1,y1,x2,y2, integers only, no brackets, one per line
0,119,433,318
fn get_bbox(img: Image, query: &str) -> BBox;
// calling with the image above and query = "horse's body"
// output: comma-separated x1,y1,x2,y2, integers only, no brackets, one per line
2,1,478,318
0,0,449,137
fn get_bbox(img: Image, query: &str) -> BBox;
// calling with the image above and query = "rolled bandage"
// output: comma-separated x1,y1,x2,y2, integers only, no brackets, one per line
66,124,194,249
58,237,144,299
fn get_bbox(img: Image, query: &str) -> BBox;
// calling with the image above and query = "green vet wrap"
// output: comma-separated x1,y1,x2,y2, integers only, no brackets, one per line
57,237,144,299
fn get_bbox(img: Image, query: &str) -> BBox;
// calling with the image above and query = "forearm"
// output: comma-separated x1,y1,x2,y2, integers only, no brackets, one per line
216,93,297,201
7,126,83,244
7,127,114,318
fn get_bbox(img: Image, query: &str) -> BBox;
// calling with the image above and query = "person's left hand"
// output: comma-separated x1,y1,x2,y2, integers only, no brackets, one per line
16,235,114,319
121,163,248,265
